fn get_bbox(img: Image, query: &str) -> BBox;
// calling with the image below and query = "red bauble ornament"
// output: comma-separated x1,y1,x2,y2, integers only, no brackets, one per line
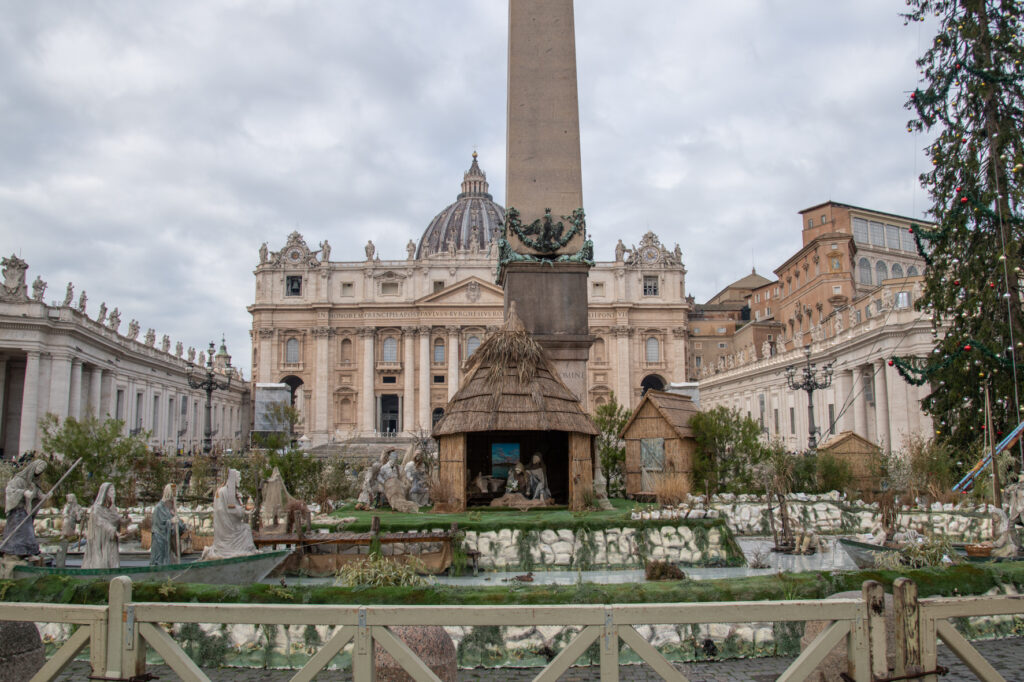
990,282,996,288
888,359,894,366
954,280,960,285
964,344,973,351
961,197,968,203
909,227,914,233
911,92,917,99
956,186,963,192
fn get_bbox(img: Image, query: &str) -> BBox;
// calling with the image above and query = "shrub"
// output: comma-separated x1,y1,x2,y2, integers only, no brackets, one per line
690,406,765,494
334,554,430,587
593,393,631,497
815,452,853,494
644,560,687,581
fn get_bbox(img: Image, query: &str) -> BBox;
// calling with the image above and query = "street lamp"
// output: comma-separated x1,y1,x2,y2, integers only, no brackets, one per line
785,345,834,452
187,340,232,455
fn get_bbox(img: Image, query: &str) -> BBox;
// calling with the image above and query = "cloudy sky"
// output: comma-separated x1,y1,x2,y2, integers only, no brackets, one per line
0,1,935,375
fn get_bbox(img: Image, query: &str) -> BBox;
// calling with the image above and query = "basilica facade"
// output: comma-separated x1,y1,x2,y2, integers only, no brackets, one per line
248,155,692,446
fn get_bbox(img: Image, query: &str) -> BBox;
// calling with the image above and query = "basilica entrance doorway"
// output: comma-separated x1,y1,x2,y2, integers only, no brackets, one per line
379,394,399,434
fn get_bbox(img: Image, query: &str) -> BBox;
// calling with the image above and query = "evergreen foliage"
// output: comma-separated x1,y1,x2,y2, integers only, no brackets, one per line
897,0,1024,447
690,406,766,493
592,392,631,497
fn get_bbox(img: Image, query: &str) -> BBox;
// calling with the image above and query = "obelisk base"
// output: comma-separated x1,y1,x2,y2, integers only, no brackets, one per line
503,262,592,401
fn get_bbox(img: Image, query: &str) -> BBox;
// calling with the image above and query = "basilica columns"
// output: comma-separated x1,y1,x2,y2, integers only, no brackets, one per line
851,365,868,438
446,326,459,399
360,328,375,434
89,367,103,417
874,360,891,451
402,327,416,433
313,327,330,436
18,351,41,455
418,327,431,431
69,360,83,420
837,369,854,432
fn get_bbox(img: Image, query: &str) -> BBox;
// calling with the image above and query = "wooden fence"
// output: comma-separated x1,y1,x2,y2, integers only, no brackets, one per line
0,577,1020,681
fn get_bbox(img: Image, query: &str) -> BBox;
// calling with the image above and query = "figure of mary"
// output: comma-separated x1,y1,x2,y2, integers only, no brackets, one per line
83,482,121,569
1,459,46,557
202,468,257,560
150,483,188,566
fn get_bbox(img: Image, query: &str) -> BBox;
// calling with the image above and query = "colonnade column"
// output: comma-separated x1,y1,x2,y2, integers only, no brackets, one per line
402,327,416,434
69,360,83,420
851,365,868,440
837,369,854,433
0,358,6,444
671,326,687,383
614,326,631,406
313,327,331,439
360,328,375,435
18,351,41,455
89,368,103,417
418,327,431,431
446,326,460,399
49,354,73,420
874,360,891,452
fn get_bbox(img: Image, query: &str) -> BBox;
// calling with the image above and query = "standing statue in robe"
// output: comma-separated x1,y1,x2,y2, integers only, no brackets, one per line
61,494,84,542
526,453,551,502
260,467,296,528
202,469,257,559
2,460,46,557
150,484,188,566
83,483,122,569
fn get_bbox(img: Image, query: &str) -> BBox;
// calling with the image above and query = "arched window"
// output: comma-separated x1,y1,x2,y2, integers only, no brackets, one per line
466,335,480,357
382,336,398,363
858,258,872,285
875,261,888,283
645,337,660,363
433,339,445,364
431,408,445,426
906,265,919,277
891,263,904,279
285,338,299,363
640,374,665,395
340,338,353,363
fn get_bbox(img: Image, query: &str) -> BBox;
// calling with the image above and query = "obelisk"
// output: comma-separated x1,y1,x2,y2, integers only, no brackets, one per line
501,0,593,401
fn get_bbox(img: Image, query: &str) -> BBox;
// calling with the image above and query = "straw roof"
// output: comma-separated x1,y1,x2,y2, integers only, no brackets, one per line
619,390,698,440
432,303,598,437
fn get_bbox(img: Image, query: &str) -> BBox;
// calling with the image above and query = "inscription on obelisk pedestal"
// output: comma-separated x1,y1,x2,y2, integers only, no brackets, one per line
503,0,592,402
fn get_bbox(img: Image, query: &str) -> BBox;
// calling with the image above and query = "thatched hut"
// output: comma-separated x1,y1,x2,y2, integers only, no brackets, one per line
619,390,698,498
431,305,599,511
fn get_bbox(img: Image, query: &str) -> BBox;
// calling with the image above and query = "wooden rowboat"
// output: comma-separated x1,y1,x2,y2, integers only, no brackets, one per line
838,537,1019,569
9,549,291,585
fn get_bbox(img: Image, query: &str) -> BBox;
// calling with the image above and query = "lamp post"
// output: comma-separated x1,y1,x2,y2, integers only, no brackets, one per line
785,345,834,452
187,340,232,455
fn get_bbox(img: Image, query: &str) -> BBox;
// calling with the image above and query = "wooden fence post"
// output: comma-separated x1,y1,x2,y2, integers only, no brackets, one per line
894,577,921,677
863,580,888,680
103,576,130,679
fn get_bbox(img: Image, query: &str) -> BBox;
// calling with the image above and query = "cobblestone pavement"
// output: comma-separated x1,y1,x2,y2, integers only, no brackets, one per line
53,636,1024,680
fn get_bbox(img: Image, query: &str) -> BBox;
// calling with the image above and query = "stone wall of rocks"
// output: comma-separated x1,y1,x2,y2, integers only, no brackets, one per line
462,523,738,571
694,493,994,541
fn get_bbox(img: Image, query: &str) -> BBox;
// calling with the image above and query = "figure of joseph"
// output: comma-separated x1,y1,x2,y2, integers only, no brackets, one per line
150,483,188,566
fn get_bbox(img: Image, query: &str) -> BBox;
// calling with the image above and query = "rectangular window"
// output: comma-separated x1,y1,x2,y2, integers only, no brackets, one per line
828,403,836,434
167,399,175,439
135,392,143,430
853,218,869,243
863,375,875,405
382,376,396,384
789,407,796,434
896,291,910,309
433,375,445,384
774,408,780,433
901,229,916,252
692,327,701,335
765,290,770,300
592,281,605,296
886,224,901,249
765,306,771,316
643,276,659,296
433,342,445,364
833,285,841,295
869,221,885,246
640,438,665,472
718,342,727,349
381,281,399,295
694,342,703,349
695,356,702,367
116,390,124,421
433,280,445,293
152,395,160,435
286,276,302,296
717,327,726,334
340,282,354,297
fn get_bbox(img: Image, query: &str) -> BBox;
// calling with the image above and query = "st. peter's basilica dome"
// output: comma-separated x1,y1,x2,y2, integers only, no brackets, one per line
416,152,504,258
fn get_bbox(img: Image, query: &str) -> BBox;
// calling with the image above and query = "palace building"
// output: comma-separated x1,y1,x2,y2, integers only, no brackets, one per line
248,154,692,448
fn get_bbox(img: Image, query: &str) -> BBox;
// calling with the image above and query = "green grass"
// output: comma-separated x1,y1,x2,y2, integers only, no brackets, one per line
325,498,677,533
5,562,1024,608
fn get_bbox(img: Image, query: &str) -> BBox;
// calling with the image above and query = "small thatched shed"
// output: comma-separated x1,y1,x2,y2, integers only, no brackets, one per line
619,390,698,498
816,431,881,493
431,305,598,511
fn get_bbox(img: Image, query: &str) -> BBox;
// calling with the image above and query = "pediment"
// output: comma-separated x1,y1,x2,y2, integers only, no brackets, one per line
416,276,503,305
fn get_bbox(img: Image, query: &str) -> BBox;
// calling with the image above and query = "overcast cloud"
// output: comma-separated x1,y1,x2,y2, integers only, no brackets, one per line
0,1,934,375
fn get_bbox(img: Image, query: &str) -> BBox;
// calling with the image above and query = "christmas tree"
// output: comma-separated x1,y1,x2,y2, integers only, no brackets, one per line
894,0,1024,449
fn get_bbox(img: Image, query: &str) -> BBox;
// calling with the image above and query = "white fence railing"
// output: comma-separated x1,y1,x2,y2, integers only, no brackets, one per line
0,577,1020,681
